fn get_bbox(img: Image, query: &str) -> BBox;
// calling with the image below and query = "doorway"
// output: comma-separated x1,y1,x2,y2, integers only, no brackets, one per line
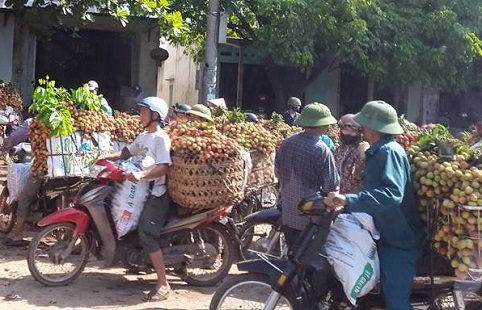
35,29,131,111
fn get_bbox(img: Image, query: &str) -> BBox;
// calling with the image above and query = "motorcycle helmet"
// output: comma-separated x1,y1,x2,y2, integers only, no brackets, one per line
287,97,302,108
137,97,169,121
244,112,259,123
173,103,192,114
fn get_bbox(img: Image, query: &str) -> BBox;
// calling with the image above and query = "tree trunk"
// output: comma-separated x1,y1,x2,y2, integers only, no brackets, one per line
201,0,220,104
393,85,400,110
367,76,375,101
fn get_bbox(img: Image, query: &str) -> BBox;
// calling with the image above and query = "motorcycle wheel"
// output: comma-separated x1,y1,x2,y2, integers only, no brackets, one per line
27,222,90,287
180,222,235,286
239,221,285,261
209,273,295,310
0,186,15,233
428,290,482,310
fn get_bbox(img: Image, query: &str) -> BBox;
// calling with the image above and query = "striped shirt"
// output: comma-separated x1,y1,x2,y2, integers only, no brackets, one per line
275,133,340,230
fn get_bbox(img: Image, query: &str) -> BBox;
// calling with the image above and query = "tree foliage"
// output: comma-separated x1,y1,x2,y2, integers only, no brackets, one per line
344,0,482,90
7,0,482,93
5,0,185,36
170,0,482,92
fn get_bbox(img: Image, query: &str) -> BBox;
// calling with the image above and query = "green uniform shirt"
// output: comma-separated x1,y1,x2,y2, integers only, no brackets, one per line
345,135,424,250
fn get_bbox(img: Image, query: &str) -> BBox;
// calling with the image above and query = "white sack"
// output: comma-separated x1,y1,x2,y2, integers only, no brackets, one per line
324,213,380,306
110,162,150,238
7,162,31,202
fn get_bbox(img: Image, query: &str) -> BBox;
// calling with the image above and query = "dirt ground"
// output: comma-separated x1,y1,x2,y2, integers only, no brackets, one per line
0,227,239,310
0,161,238,310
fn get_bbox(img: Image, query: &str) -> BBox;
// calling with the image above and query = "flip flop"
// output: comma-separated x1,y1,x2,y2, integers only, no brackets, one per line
142,286,170,302
3,238,29,247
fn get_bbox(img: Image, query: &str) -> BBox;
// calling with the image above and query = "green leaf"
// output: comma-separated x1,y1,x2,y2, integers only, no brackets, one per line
116,8,130,17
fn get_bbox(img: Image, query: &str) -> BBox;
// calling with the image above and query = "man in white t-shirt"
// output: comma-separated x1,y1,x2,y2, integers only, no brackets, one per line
99,97,172,302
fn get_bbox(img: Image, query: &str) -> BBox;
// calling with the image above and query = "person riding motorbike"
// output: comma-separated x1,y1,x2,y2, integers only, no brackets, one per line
2,117,41,247
325,101,424,309
95,96,172,302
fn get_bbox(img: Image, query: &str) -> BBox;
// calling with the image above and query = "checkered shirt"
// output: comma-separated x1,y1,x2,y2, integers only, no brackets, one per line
275,133,340,230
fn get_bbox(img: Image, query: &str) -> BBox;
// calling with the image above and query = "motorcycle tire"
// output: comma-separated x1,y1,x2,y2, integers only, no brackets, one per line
180,222,235,286
27,222,90,287
238,220,285,261
209,273,296,310
0,186,15,233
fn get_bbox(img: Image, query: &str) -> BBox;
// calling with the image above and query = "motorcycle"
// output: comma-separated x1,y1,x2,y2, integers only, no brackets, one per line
26,159,236,287
210,193,482,310
0,175,84,234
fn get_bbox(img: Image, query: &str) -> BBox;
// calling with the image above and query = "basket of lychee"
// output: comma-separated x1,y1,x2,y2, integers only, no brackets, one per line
166,122,246,209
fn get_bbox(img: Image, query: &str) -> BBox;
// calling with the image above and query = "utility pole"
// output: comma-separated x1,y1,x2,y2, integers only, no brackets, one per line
201,0,220,104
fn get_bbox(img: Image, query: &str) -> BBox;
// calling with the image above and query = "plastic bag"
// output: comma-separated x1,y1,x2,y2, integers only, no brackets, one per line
110,161,150,238
324,213,380,305
7,162,32,202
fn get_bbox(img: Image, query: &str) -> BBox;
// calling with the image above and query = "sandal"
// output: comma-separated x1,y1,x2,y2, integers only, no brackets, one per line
143,286,170,302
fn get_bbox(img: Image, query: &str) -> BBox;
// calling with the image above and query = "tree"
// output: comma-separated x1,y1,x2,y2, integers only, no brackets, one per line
341,0,482,100
169,0,482,112
4,0,185,36
169,0,371,111
9,0,481,112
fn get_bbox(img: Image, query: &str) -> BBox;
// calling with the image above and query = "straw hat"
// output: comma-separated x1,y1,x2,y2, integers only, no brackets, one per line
186,104,213,122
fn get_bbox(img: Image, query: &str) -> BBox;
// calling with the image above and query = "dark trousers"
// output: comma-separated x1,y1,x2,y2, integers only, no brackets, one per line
378,244,422,310
138,193,171,254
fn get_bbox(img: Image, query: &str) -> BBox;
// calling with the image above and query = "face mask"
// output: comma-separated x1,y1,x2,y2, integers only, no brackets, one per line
340,133,361,145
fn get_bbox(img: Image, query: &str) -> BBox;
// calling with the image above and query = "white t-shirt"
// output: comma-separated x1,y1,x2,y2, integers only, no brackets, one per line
128,126,171,197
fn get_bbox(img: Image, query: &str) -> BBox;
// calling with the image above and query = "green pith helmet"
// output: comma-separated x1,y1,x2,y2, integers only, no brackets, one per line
353,100,403,135
295,103,337,127
186,104,213,122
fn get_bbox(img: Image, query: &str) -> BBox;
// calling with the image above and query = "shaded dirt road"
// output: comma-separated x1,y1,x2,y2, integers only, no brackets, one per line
0,163,238,310
0,228,239,310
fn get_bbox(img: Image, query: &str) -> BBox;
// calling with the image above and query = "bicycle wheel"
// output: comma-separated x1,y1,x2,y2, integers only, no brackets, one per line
209,273,295,310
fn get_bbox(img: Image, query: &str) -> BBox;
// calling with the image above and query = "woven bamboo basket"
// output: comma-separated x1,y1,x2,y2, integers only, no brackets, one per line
168,153,245,209
246,150,275,189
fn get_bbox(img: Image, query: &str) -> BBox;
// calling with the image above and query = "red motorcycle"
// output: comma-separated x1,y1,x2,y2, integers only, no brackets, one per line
26,159,236,287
